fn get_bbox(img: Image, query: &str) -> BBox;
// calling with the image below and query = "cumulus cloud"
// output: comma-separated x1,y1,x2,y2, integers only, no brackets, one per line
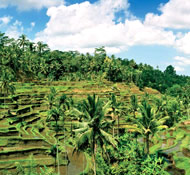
0,0,64,11
144,0,190,29
143,0,190,56
175,32,190,54
35,0,176,54
123,19,175,46
0,16,12,26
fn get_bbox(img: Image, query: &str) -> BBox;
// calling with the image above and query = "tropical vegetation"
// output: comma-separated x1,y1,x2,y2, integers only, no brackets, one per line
0,32,190,175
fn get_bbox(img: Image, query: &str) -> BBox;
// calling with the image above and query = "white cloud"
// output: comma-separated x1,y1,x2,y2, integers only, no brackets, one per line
31,22,35,28
174,66,185,72
174,56,190,66
175,32,190,54
6,20,23,39
144,0,190,29
123,19,175,46
35,0,176,54
0,0,64,11
172,56,190,72
26,22,35,32
143,0,190,55
0,16,12,26
13,20,22,27
35,0,129,53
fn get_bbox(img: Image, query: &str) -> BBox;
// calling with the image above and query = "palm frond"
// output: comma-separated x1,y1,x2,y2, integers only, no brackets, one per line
100,129,117,148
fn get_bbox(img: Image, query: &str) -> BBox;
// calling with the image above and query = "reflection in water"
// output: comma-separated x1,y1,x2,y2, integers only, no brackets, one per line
59,147,87,175
162,140,182,154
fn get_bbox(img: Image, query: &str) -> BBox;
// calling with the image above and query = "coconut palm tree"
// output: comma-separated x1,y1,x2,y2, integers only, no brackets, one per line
109,93,121,138
0,32,9,48
130,94,138,118
47,92,71,175
72,95,117,175
0,69,15,96
165,99,182,127
46,88,62,175
18,34,29,51
49,144,57,170
60,96,75,134
27,41,36,52
46,87,57,110
47,106,63,175
37,41,49,56
47,107,62,130
125,100,169,154
58,94,73,130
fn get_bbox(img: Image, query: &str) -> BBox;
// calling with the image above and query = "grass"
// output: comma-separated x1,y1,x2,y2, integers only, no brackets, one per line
0,105,9,108
174,129,186,140
180,135,190,149
173,154,190,175
0,147,50,160
0,139,8,147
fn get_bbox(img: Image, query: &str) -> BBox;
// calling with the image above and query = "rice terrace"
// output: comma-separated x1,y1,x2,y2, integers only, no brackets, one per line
0,79,189,175
0,0,190,174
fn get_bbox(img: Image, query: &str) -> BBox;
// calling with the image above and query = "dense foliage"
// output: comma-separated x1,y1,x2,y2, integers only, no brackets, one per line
96,134,169,175
0,32,189,94
69,92,189,174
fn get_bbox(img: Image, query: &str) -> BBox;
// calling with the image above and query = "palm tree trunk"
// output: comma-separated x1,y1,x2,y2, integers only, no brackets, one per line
57,138,60,175
93,153,96,175
93,144,97,175
54,156,56,171
117,115,119,139
71,119,73,134
55,121,60,175
112,112,114,137
146,133,150,154
133,110,135,118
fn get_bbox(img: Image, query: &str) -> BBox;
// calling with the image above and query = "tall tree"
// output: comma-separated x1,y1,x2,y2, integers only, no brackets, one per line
37,41,49,56
0,32,9,49
109,93,121,138
46,87,60,174
126,100,169,154
18,34,29,51
46,87,57,110
130,94,138,118
0,69,15,96
72,95,117,175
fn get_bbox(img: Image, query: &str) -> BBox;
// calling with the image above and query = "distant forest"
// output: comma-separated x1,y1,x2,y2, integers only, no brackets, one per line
0,32,189,93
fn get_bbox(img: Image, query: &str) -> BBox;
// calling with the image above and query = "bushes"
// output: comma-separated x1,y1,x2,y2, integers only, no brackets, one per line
96,134,169,175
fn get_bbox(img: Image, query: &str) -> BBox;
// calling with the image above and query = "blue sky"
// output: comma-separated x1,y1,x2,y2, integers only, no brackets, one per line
0,0,190,75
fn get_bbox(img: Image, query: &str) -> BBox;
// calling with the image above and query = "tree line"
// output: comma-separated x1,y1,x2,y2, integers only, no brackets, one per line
0,32,190,94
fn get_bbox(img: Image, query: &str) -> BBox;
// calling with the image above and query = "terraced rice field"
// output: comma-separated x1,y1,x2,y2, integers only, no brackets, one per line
150,121,190,174
0,80,189,174
0,80,146,174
